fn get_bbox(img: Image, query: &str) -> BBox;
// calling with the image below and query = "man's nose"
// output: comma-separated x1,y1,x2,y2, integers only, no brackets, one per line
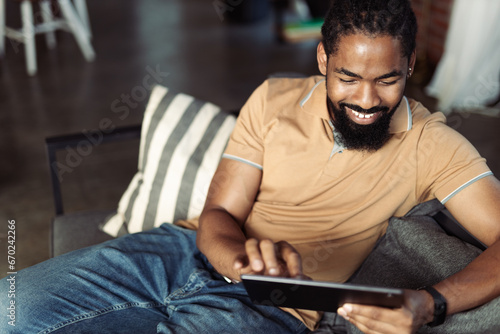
351,83,381,110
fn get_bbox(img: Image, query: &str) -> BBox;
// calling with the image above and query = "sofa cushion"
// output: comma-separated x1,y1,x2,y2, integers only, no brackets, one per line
102,85,236,237
52,210,116,256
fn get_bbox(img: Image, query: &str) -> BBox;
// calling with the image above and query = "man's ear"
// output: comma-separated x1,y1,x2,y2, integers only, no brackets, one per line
317,42,328,76
408,49,416,75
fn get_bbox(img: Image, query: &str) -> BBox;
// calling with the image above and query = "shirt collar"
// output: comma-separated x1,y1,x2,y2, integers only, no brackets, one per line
300,76,412,134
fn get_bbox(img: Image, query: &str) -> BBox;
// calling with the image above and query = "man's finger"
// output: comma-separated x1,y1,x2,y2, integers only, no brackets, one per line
339,303,398,323
233,254,248,270
245,238,264,272
338,304,408,334
344,314,389,334
344,312,399,334
276,241,303,277
259,239,280,275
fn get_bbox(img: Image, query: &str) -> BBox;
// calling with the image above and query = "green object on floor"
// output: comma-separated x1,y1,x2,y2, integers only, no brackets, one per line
283,19,324,42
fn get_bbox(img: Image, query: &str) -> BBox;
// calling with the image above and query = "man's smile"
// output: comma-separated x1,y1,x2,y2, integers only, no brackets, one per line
345,106,383,125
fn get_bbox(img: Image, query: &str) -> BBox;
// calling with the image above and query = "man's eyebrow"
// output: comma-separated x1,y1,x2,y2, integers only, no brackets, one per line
334,68,403,80
335,68,362,79
375,70,404,80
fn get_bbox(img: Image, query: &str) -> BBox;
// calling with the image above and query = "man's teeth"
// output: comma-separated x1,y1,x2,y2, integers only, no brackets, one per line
351,109,375,119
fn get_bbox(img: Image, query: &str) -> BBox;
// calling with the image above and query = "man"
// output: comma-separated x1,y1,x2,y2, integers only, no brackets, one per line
1,1,499,333
198,0,500,332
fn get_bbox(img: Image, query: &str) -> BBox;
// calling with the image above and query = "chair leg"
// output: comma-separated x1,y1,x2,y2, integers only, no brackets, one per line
73,0,91,39
0,0,5,56
21,0,37,75
57,0,95,62
40,0,57,49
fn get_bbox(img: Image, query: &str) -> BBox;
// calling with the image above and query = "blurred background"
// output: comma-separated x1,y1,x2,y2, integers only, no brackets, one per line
1,0,499,276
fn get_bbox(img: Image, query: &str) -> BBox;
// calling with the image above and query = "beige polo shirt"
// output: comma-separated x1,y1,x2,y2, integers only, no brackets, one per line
221,75,492,329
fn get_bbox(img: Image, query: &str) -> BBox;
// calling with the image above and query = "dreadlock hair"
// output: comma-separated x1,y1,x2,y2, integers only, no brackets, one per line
321,0,417,60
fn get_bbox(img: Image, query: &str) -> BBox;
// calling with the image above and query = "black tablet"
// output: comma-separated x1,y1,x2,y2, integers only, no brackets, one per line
241,274,404,312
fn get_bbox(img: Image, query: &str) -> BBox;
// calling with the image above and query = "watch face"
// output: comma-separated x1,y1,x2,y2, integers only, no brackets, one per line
435,301,446,314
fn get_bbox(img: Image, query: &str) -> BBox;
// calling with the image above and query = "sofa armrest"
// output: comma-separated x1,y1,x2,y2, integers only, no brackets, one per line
45,124,141,215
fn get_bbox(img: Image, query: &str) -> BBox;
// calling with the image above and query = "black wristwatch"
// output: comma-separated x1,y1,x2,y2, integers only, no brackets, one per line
422,286,447,327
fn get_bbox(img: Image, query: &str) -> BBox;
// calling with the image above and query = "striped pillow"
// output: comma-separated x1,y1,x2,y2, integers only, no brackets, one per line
102,85,236,237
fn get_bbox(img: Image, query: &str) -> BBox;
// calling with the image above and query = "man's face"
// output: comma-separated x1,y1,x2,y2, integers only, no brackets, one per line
317,34,415,151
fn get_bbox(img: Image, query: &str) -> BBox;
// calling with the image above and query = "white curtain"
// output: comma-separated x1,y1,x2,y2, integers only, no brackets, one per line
425,0,500,115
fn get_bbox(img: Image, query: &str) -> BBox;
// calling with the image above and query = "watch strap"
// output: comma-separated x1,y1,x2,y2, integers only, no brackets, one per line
422,286,447,327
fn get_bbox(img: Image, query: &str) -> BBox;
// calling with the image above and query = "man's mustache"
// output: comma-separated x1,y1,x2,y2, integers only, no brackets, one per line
340,103,389,115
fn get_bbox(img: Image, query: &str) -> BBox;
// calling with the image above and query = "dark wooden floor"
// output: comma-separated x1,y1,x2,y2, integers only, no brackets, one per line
1,0,499,276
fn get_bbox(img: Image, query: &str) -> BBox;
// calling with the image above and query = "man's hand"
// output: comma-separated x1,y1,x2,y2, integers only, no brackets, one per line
337,289,434,334
233,238,305,279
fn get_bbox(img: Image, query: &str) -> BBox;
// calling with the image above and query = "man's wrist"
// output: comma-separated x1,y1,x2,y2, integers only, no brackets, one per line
419,289,435,324
419,286,448,327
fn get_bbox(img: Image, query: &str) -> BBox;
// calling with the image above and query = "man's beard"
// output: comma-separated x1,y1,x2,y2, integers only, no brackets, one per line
327,96,401,152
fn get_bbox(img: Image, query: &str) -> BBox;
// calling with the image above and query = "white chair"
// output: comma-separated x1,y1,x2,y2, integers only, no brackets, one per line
0,0,95,76
73,0,92,38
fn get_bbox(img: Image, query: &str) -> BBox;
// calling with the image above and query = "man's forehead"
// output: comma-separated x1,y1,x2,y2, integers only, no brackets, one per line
335,33,404,53
328,33,407,72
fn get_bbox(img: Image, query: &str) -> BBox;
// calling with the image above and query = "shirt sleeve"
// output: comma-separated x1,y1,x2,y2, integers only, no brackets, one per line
416,114,493,204
222,80,269,170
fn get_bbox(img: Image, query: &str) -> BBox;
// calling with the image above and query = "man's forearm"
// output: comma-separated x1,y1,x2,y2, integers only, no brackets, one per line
196,208,247,280
336,239,500,333
433,238,500,315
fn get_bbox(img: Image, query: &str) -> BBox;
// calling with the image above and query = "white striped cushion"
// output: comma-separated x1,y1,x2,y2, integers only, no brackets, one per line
102,85,236,237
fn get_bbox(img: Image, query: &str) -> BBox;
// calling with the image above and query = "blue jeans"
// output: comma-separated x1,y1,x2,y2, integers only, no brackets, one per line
0,223,308,333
